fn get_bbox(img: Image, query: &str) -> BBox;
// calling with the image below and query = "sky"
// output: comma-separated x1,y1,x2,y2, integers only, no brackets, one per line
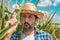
0,0,60,23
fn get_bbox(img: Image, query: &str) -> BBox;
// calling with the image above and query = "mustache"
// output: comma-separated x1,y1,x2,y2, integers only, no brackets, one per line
24,22,30,25
23,22,34,32
24,22,32,29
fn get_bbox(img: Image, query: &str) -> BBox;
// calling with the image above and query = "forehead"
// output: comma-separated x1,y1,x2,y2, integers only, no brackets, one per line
21,13,34,16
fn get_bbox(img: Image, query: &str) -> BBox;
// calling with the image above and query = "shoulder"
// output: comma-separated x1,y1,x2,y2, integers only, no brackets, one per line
35,29,53,40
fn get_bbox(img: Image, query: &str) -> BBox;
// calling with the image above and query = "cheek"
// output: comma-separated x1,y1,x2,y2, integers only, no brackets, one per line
29,18,36,25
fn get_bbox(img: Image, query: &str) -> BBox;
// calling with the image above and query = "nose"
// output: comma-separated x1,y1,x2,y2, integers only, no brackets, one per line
25,17,29,22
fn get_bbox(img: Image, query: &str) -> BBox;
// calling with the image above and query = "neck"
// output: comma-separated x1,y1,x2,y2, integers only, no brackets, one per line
23,29,35,35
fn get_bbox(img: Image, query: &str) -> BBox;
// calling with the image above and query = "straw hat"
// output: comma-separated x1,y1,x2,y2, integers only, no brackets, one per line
21,3,44,19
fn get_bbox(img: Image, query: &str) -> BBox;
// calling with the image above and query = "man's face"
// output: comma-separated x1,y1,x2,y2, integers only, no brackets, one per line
21,13,36,32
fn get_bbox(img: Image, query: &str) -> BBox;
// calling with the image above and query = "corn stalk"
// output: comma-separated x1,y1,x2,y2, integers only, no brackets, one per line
0,26,11,40
35,0,40,7
0,0,60,40
0,0,14,39
36,9,60,40
17,0,24,40
1,0,5,30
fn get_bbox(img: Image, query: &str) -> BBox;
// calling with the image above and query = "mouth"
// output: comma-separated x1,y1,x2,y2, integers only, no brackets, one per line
23,22,34,32
24,22,30,26
24,23,29,27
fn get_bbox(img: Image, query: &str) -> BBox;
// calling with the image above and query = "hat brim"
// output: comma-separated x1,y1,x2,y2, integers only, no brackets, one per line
21,10,44,19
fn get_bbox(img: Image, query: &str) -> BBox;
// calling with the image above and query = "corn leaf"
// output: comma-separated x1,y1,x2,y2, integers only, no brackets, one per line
0,26,11,40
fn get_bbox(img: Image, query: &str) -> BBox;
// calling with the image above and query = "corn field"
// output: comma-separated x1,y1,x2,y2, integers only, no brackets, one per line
0,0,60,40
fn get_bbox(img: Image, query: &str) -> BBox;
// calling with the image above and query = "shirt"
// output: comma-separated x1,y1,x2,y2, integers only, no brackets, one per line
10,29,53,40
22,33,35,40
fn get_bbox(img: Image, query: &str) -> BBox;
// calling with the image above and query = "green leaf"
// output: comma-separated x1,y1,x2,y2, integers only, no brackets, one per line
0,26,11,40
1,18,4,29
16,23,23,32
5,14,9,21
5,7,12,14
35,0,40,7
16,23,23,40
18,0,24,16
16,0,25,40
43,10,57,27
0,7,2,18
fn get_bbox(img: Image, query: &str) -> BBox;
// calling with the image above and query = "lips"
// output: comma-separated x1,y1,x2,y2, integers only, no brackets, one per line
24,23,29,27
24,22,30,26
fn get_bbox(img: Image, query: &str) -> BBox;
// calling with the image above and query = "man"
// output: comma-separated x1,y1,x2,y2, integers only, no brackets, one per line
3,3,52,40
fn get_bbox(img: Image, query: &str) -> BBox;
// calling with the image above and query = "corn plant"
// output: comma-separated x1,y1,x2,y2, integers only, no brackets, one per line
36,10,60,40
0,0,24,40
0,0,13,40
0,0,60,40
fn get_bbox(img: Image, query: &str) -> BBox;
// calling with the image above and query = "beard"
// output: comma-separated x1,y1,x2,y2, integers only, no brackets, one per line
23,22,34,32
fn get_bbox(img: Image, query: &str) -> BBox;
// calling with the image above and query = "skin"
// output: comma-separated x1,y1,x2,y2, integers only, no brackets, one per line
21,13,38,35
3,15,18,40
